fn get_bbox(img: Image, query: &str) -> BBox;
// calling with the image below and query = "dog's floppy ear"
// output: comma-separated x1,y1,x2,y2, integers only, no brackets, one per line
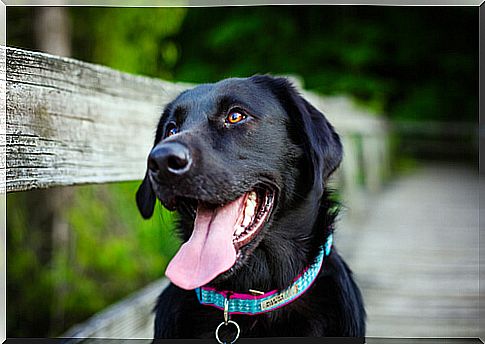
251,75,343,196
136,171,156,219
289,87,343,186
136,109,171,219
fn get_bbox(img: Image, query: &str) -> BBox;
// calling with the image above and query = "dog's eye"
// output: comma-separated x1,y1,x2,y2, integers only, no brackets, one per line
166,123,178,137
226,111,246,125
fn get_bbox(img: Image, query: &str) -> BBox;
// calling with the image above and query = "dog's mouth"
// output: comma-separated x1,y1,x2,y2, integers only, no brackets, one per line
165,186,275,290
232,188,274,250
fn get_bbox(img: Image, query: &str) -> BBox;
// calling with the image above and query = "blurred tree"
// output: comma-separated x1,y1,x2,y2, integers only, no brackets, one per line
33,7,74,334
173,7,478,122
70,7,186,80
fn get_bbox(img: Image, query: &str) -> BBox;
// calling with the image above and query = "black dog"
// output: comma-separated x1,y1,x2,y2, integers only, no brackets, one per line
136,75,365,339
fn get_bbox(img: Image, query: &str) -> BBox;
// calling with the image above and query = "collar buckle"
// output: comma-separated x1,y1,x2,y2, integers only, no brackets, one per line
223,297,230,324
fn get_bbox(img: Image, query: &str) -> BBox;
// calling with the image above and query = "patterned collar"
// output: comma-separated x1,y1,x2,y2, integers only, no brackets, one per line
195,234,333,315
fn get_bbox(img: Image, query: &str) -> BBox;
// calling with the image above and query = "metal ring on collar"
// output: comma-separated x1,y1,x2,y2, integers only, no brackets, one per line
215,320,240,344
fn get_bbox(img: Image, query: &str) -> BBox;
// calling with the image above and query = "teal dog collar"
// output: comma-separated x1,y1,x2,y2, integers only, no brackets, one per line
195,234,333,315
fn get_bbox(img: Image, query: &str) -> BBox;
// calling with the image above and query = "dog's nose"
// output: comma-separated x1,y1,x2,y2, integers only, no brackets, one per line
148,142,192,176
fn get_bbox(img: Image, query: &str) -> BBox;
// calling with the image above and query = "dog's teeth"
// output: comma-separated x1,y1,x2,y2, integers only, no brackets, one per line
242,213,252,227
246,202,255,215
246,197,256,207
233,190,274,245
248,191,257,201
235,225,245,236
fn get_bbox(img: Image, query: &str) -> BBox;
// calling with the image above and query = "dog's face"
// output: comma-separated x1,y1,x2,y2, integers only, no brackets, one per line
136,76,342,290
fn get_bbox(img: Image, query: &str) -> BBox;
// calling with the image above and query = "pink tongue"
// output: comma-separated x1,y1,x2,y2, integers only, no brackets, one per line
165,195,246,290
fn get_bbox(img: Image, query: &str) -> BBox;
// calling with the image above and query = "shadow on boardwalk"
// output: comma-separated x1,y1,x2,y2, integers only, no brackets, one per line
337,163,479,337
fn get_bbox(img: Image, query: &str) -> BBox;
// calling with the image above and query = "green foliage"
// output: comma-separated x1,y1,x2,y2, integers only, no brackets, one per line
62,183,180,322
7,183,180,336
70,8,186,79
173,7,478,122
7,195,53,336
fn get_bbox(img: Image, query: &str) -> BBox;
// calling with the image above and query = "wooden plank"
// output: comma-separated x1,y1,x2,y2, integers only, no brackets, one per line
1,47,6,192
303,93,389,136
0,44,5,344
62,277,169,342
5,47,389,193
362,135,382,192
337,164,480,337
5,47,189,193
340,134,362,214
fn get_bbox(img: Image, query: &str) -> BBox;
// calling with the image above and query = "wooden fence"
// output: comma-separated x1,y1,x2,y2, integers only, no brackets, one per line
4,46,391,340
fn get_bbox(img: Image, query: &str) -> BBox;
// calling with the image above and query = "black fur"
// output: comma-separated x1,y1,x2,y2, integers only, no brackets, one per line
137,75,366,338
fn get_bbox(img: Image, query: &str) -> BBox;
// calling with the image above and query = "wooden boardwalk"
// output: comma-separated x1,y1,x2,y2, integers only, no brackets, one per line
63,163,481,341
336,163,480,338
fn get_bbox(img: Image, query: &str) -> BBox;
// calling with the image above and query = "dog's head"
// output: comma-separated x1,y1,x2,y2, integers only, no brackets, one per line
136,75,342,290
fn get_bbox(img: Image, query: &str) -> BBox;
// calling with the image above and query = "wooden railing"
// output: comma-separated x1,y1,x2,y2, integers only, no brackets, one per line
4,47,390,340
